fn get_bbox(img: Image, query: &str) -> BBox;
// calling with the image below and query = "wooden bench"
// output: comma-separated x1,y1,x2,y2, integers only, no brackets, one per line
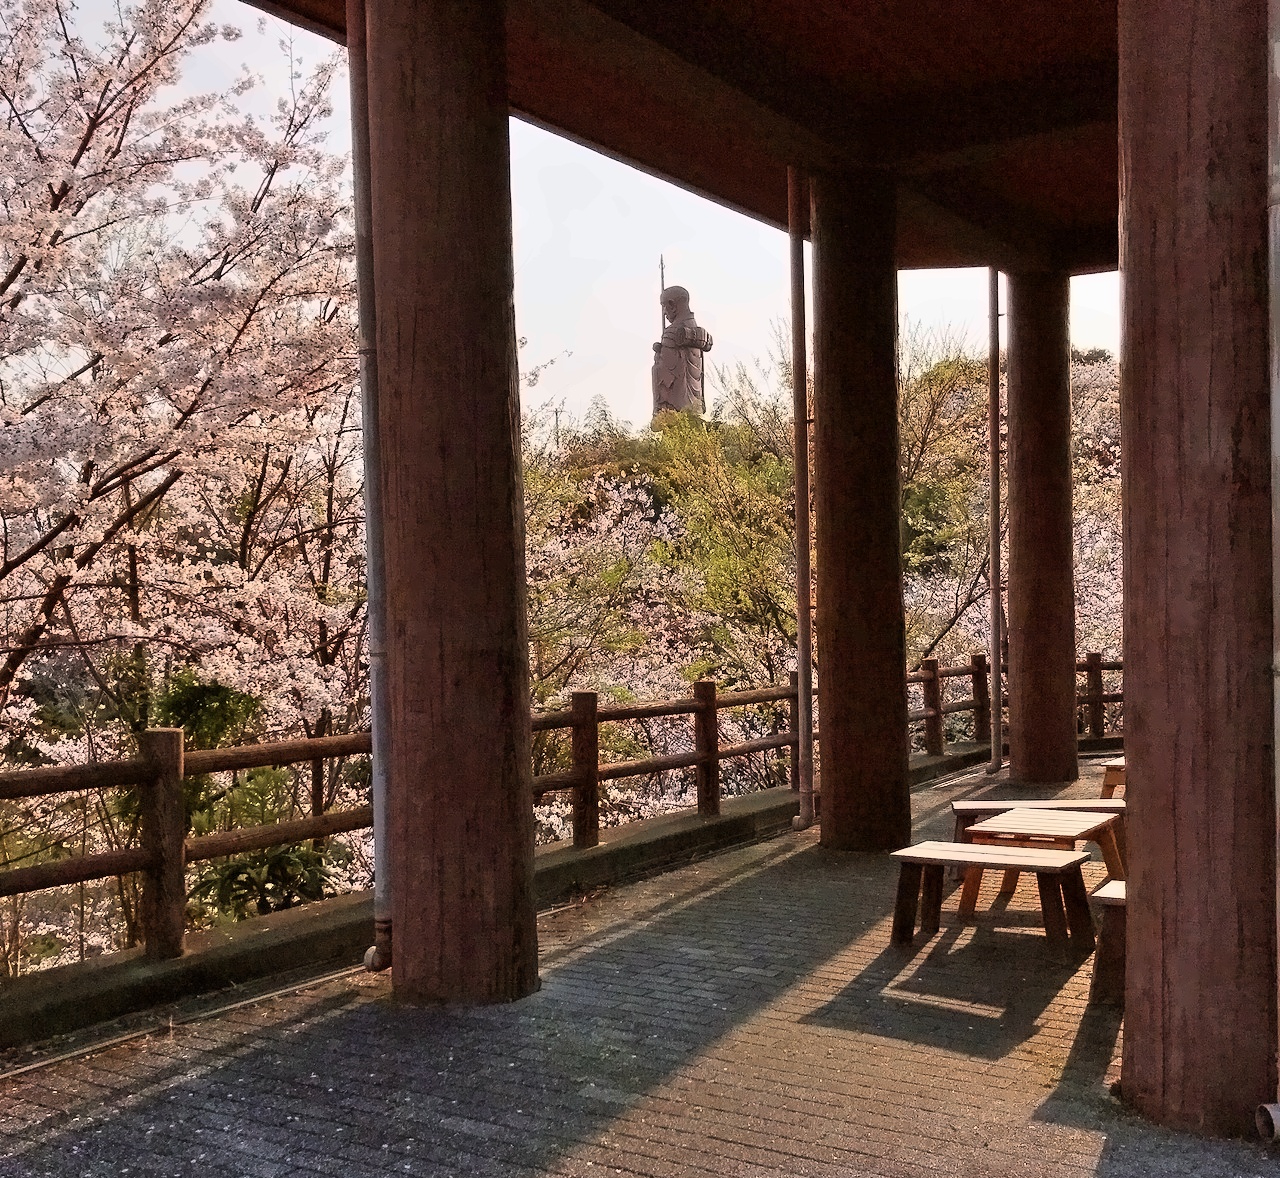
1100,757,1126,799
890,841,1094,950
1089,879,1126,1004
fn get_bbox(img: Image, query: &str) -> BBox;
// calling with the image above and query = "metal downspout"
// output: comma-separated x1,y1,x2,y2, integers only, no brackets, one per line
987,268,1004,775
788,167,816,830
347,0,392,971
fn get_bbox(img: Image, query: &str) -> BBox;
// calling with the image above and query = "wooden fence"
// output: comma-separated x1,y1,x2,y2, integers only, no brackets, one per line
0,653,1122,960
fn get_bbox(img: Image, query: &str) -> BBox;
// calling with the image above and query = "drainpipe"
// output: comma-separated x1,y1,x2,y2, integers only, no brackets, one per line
347,0,392,972
987,268,1004,774
1261,0,1280,1139
788,166,816,830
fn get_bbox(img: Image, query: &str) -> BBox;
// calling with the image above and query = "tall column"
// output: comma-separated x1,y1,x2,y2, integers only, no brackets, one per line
1005,270,1078,784
1120,0,1276,1133
365,0,538,1003
810,170,910,851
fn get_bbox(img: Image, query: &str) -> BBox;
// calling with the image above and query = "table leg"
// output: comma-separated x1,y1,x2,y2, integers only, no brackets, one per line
892,862,924,945
998,869,1020,896
1112,819,1128,872
1036,873,1070,947
1060,868,1096,951
958,865,984,920
919,865,944,937
950,815,974,883
1096,825,1126,881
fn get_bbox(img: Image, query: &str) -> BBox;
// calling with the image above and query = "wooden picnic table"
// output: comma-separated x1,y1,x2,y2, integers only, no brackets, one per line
960,807,1126,920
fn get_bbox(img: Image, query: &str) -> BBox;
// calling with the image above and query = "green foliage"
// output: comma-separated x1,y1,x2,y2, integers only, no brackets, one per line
651,410,796,687
187,766,292,837
190,841,347,921
898,350,988,578
154,670,260,749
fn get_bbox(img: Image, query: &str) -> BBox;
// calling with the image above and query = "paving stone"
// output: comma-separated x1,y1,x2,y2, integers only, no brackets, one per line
1,758,1275,1176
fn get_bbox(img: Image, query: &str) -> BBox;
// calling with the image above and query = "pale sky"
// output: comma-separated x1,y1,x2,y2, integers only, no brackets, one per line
186,1,1121,429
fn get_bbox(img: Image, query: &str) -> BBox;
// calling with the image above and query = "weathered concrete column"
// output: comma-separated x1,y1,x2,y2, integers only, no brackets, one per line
809,170,910,851
1005,270,1078,785
1119,0,1276,1133
365,0,538,1003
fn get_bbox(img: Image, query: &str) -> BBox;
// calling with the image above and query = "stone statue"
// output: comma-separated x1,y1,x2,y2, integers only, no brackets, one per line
651,285,713,420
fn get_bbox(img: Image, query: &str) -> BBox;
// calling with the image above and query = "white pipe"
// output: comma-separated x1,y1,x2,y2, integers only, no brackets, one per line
987,267,1004,774
347,0,392,972
788,166,816,830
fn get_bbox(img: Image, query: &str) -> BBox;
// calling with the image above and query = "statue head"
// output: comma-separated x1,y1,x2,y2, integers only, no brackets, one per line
660,285,691,324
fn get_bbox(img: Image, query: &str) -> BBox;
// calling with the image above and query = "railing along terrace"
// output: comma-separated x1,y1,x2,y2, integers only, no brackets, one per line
0,654,1122,962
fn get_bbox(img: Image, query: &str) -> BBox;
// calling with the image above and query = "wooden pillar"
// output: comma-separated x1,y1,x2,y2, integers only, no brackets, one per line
1119,0,1277,1133
365,0,538,1003
810,170,909,851
1006,270,1078,784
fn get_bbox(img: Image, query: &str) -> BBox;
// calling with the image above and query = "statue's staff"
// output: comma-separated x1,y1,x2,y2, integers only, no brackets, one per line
659,255,666,337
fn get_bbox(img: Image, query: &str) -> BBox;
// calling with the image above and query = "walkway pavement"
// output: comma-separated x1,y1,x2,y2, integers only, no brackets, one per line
2,757,1276,1177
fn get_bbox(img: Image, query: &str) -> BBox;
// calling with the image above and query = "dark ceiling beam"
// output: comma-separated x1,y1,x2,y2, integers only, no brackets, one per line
236,0,1115,273
906,173,1117,273
883,61,1118,170
584,2,1117,170
243,0,343,42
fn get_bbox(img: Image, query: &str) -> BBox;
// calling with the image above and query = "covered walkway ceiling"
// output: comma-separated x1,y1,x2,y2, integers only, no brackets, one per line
249,0,1118,272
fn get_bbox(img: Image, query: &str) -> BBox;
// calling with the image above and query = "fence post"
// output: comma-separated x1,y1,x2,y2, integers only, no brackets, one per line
970,652,991,744
921,658,945,756
571,691,599,849
137,728,186,960
788,670,801,791
1085,651,1105,738
694,679,720,817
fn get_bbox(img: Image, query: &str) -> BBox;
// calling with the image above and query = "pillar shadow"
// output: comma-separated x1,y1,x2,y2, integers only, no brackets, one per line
801,919,1086,1060
1,840,886,1176
1033,999,1123,1131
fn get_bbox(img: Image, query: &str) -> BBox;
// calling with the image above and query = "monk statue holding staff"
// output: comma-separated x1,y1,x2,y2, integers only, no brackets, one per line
651,285,712,421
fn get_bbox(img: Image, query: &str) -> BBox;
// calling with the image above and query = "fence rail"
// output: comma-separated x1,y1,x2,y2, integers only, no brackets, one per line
0,652,1122,960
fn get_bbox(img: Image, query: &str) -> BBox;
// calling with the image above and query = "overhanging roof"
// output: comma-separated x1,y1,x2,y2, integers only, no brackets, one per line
247,0,1119,273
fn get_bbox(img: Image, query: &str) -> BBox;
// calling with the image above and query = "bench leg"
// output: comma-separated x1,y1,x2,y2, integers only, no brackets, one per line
1090,903,1126,1005
1036,873,1070,947
958,866,984,920
1096,826,1126,881
1060,868,1096,951
919,865,944,938
998,869,1020,896
892,862,924,945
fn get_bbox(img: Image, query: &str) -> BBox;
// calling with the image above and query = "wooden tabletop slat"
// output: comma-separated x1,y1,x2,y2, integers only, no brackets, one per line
952,798,1125,815
967,808,1119,839
891,841,1089,871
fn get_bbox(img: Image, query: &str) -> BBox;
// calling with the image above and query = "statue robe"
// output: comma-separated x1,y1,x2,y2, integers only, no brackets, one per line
652,311,712,416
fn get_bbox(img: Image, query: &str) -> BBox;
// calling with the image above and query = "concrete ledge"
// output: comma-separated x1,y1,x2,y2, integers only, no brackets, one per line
535,784,800,905
0,891,375,1050
0,737,1093,1050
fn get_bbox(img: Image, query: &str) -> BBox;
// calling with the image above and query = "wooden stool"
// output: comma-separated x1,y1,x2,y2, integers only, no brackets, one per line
890,842,1094,950
1089,879,1126,1004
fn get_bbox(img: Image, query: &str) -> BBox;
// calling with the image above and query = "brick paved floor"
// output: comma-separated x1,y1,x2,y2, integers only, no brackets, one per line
2,757,1276,1177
